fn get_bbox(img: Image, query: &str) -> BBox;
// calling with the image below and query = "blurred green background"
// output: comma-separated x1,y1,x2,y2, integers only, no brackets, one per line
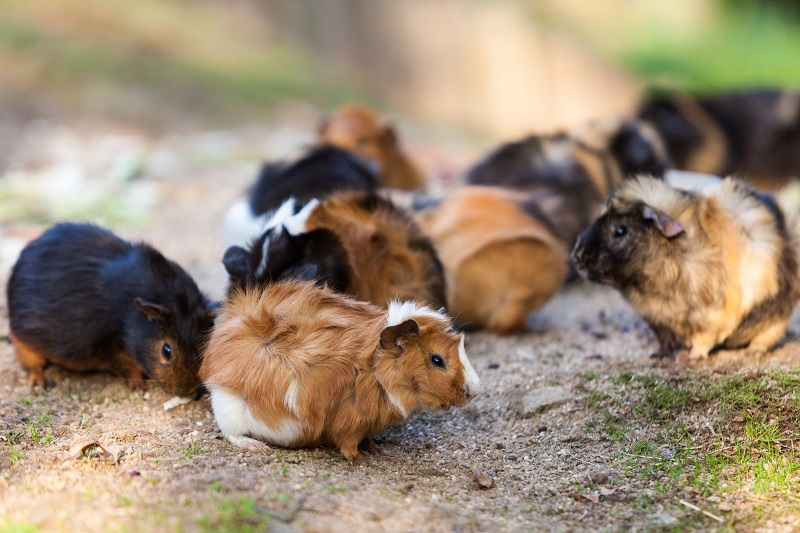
0,0,798,136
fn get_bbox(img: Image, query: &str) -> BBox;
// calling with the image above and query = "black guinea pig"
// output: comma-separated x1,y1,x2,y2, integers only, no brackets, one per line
223,145,379,247
7,223,215,394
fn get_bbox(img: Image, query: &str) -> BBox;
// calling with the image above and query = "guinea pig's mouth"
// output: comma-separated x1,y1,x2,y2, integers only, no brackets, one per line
440,403,452,412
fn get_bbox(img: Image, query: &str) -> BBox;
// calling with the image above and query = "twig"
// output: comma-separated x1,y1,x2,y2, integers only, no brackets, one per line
679,499,725,523
622,453,657,459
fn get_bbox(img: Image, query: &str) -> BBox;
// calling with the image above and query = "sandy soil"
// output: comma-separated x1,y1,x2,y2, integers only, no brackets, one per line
1,124,799,533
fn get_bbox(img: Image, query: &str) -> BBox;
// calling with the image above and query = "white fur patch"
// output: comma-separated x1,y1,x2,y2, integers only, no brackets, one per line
222,198,267,248
458,335,480,397
208,384,303,447
263,197,299,233
386,392,409,418
386,300,447,327
283,198,320,236
284,380,299,416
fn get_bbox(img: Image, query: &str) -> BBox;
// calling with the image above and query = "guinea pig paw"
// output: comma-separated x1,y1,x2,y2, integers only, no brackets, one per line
28,373,55,390
359,438,386,456
225,435,272,454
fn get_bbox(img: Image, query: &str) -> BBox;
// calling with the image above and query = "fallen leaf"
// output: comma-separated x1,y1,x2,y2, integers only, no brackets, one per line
581,492,600,503
69,440,119,464
599,487,617,497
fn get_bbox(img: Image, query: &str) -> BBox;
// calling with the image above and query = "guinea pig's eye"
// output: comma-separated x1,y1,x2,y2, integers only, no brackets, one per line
161,343,172,362
614,225,627,238
430,354,446,369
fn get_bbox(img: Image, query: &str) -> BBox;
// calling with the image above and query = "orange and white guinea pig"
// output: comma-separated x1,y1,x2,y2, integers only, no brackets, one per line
416,186,568,334
199,280,480,461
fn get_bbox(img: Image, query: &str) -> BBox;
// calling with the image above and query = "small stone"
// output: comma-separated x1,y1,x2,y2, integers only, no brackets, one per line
707,495,721,503
507,454,518,461
657,512,678,526
537,426,547,433
487,363,500,370
495,442,504,450
519,387,574,417
718,502,733,512
661,448,674,460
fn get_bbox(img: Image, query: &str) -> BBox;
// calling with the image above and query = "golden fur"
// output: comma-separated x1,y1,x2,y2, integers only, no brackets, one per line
573,176,800,358
200,280,477,460
319,103,425,190
304,192,446,309
416,186,567,333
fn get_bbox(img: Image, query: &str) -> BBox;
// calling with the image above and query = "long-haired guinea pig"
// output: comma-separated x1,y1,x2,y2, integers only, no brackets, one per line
223,192,447,309
7,223,215,393
416,186,567,334
466,118,669,197
200,280,480,461
319,103,425,191
222,145,379,247
572,176,800,359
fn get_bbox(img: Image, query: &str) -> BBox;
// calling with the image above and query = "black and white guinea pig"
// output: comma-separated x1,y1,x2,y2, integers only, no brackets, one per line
222,145,378,247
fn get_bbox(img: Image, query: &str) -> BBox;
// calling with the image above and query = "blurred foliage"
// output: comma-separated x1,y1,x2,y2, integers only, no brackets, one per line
0,0,358,127
612,2,800,94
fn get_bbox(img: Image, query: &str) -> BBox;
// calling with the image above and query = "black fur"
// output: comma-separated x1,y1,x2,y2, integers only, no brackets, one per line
223,227,351,297
249,145,379,216
7,223,214,395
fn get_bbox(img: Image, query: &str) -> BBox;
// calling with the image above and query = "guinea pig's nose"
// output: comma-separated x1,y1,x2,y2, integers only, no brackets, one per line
465,386,478,401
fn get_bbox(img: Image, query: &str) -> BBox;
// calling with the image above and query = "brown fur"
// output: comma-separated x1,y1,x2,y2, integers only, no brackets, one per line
417,187,567,333
199,280,478,460
303,192,446,309
572,176,800,358
319,103,425,190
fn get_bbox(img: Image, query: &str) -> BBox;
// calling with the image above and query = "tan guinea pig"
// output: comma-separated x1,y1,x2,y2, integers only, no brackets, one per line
572,175,800,359
199,280,480,461
416,186,568,334
319,103,426,191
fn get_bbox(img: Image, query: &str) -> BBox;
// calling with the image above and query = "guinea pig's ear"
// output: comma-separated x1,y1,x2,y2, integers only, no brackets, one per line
380,319,420,354
643,206,685,238
222,246,250,277
134,297,169,321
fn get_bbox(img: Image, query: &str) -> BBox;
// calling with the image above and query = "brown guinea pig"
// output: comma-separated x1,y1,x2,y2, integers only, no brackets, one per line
572,176,800,359
7,223,215,394
319,103,426,190
199,280,480,461
416,186,567,334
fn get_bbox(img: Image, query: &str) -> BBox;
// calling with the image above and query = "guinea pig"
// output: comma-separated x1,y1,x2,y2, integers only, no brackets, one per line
640,89,800,190
319,103,426,191
572,176,800,359
222,145,378,247
199,279,480,461
223,192,447,310
7,223,215,394
466,118,668,196
416,186,567,334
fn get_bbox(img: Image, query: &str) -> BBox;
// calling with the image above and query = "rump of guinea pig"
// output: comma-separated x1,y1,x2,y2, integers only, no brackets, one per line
223,191,447,310
200,280,480,461
572,175,800,359
319,103,426,191
7,223,215,394
639,89,800,190
222,145,379,247
465,118,669,248
416,186,567,334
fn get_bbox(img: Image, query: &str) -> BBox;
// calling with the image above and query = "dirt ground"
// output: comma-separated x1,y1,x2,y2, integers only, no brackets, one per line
1,123,799,533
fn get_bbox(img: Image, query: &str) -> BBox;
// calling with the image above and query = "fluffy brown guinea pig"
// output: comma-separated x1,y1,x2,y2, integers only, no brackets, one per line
572,176,800,359
416,187,567,334
319,103,425,190
200,280,480,461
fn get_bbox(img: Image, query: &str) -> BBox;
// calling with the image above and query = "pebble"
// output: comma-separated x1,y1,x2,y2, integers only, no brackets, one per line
507,454,518,461
518,386,574,417
718,502,733,512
